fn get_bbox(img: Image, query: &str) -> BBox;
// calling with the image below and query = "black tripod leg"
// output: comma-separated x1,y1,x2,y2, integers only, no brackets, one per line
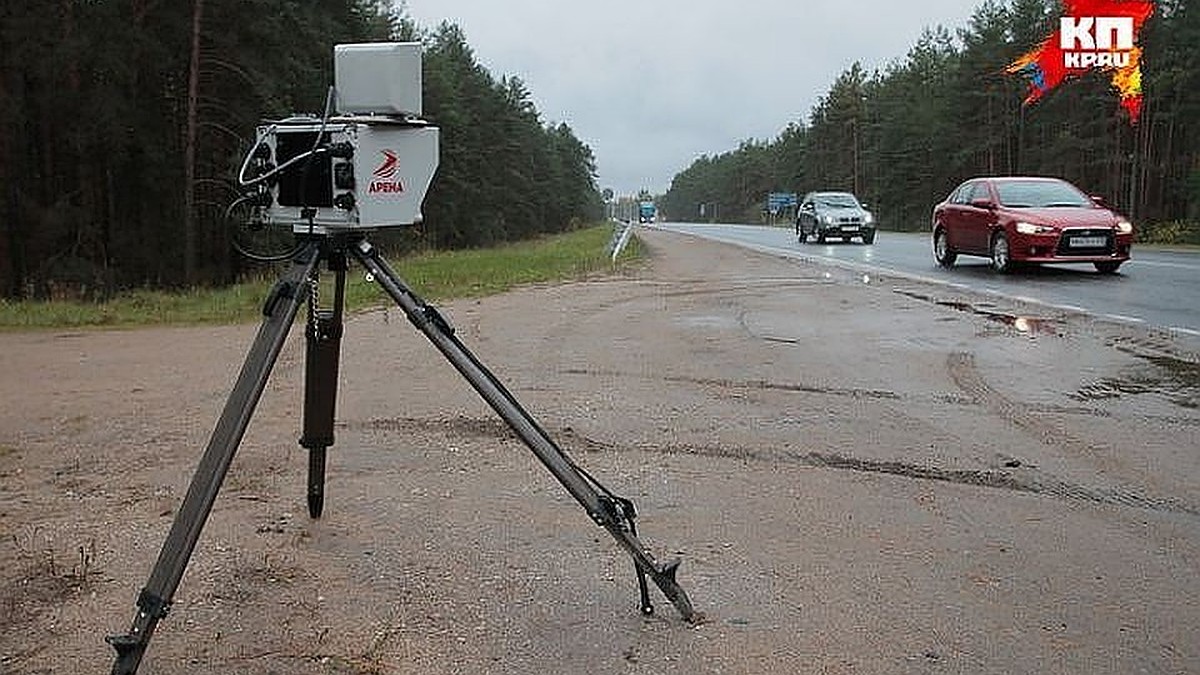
349,239,699,624
107,241,322,675
300,251,346,518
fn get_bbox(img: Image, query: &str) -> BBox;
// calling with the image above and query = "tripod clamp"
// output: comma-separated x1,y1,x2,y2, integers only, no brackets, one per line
108,234,699,674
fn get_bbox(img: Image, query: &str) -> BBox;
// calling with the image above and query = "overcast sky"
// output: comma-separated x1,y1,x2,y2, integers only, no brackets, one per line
403,1,982,197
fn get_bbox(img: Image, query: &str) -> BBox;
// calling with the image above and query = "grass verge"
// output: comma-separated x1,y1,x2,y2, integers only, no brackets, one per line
0,224,643,331
1137,220,1200,247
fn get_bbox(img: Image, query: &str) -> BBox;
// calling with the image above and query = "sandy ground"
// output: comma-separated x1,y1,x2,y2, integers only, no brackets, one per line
1,228,1198,674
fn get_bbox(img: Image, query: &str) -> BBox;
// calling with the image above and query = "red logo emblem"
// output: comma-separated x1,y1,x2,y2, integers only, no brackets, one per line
373,150,399,179
369,150,404,195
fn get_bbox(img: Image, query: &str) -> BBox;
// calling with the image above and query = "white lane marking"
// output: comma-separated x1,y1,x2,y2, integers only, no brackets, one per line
1103,314,1146,324
1127,259,1200,270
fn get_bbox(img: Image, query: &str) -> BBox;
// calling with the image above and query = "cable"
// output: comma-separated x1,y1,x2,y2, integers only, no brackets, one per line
235,87,334,189
296,86,338,235
225,195,306,263
229,86,339,260
236,123,322,188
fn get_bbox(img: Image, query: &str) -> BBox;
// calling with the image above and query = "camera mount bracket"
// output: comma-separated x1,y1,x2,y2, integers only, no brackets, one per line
107,233,701,674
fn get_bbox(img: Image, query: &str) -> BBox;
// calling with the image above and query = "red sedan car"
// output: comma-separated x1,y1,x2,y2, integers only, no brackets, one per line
932,176,1134,273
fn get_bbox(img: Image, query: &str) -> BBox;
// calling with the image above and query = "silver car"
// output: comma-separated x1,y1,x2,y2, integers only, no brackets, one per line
796,191,876,244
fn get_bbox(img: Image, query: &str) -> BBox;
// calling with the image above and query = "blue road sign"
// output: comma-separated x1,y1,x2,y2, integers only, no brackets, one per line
767,192,798,209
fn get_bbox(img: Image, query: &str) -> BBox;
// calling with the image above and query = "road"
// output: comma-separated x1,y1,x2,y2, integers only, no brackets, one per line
657,222,1200,337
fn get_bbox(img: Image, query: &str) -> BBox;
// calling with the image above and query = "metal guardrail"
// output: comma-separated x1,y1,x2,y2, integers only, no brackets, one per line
608,220,635,262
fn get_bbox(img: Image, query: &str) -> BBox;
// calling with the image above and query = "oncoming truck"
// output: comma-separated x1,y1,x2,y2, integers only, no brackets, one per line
638,201,657,224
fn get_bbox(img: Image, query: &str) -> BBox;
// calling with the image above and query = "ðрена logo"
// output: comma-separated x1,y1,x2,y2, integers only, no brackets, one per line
369,149,405,194
1006,0,1154,124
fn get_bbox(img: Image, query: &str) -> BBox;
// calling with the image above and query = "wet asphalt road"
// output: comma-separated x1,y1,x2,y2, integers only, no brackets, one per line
655,222,1200,338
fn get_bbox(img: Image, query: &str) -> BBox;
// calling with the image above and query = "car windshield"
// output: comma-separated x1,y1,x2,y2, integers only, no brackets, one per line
814,194,859,208
994,181,1091,208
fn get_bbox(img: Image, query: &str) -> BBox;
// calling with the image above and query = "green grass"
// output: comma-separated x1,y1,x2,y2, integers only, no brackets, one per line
0,224,643,331
1137,220,1200,247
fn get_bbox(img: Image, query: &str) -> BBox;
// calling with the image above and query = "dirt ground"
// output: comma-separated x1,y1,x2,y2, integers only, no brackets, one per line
2,228,1198,674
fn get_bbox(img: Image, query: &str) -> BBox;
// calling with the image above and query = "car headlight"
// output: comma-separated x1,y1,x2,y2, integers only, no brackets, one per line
822,214,834,225
1115,219,1134,235
1015,222,1055,235
863,212,874,225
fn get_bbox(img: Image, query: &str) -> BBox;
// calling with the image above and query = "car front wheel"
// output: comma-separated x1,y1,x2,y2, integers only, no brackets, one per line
990,231,1013,273
933,228,956,267
862,230,875,245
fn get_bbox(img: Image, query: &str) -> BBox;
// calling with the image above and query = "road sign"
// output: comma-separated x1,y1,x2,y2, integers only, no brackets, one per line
767,192,798,217
767,192,798,209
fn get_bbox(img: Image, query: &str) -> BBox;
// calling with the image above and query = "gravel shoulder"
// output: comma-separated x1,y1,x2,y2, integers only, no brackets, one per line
2,228,1198,674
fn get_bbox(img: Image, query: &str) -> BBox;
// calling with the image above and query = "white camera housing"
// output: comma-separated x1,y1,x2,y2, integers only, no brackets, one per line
334,42,423,116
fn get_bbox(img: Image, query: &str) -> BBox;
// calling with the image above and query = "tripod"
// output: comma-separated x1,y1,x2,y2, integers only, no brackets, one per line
107,233,699,674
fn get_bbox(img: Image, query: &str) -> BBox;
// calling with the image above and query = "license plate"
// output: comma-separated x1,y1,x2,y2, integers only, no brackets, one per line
1069,236,1106,248
841,225,859,232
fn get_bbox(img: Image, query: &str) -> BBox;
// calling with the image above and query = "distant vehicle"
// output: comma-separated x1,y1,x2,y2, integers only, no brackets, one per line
796,191,876,244
932,176,1134,274
638,201,657,224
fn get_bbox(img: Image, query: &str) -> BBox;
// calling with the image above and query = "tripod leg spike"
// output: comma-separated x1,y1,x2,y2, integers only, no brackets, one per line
637,564,654,615
306,447,327,518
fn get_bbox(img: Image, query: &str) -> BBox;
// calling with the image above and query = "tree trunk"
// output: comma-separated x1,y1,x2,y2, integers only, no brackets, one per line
183,0,205,285
0,70,11,297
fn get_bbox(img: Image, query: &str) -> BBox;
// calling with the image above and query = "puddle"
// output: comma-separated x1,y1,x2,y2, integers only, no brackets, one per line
894,290,1059,336
1009,315,1058,335
895,289,1197,409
